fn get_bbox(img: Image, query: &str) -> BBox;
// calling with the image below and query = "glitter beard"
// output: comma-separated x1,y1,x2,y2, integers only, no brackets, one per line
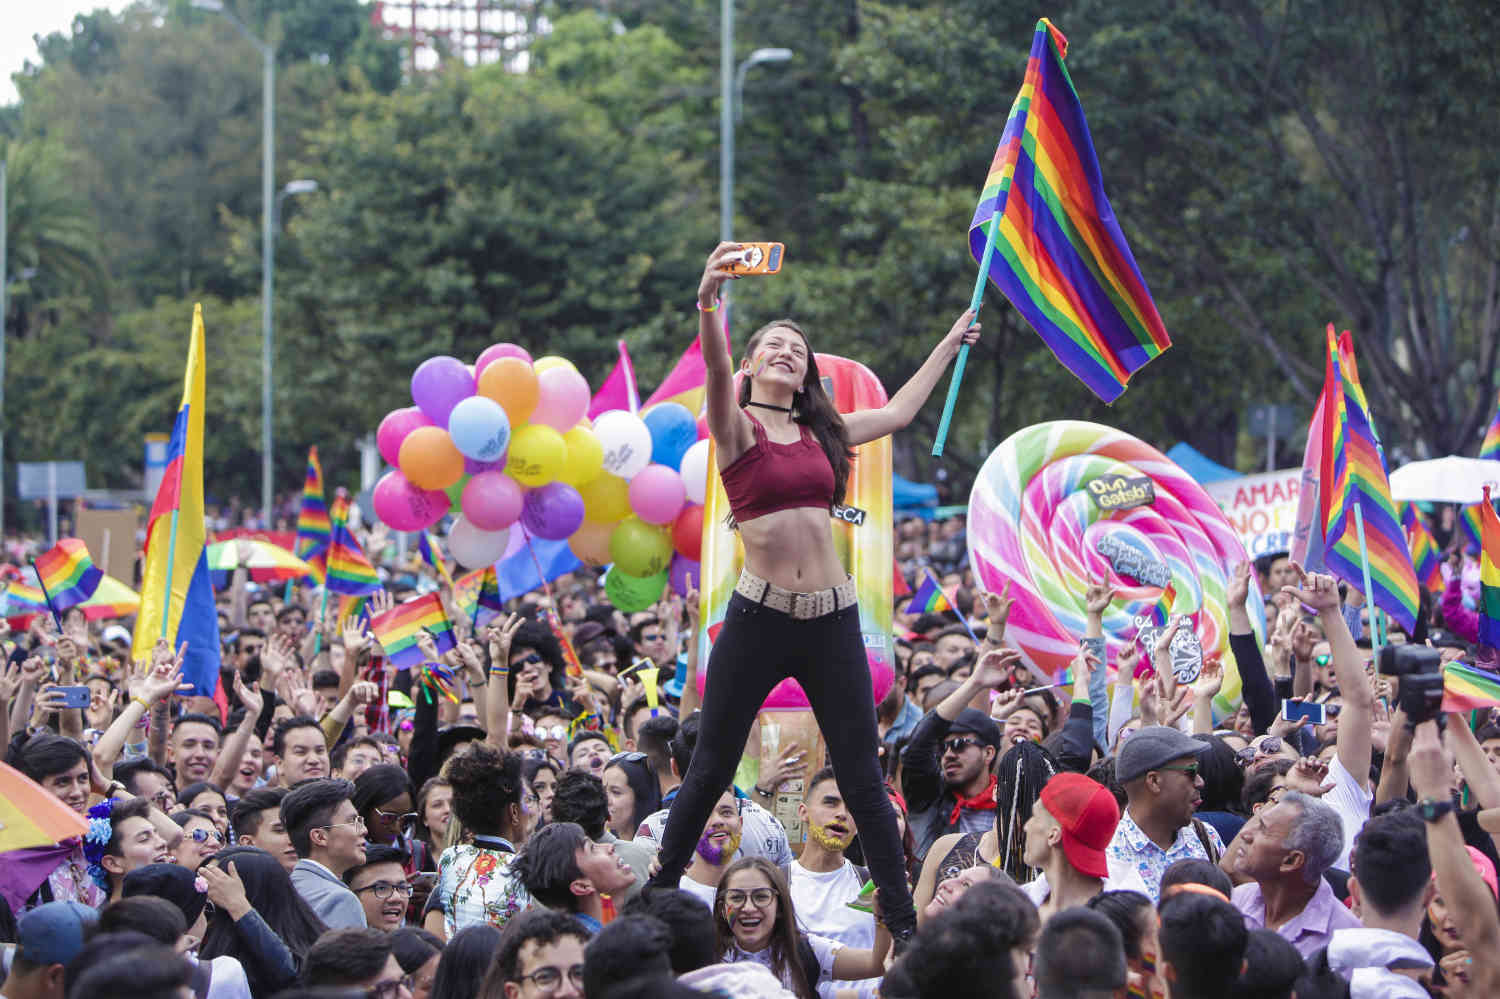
695,828,742,865
806,821,855,852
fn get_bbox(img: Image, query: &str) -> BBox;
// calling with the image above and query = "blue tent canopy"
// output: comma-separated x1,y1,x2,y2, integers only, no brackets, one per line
1165,442,1237,485
894,474,939,514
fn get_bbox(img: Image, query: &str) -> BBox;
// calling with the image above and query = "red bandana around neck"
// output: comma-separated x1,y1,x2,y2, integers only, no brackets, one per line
949,773,998,826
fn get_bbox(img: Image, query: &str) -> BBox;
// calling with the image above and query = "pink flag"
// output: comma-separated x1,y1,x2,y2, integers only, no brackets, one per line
588,340,640,418
1290,385,1327,572
644,323,730,415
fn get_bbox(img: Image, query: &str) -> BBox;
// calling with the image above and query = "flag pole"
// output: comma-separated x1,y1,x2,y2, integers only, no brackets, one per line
160,507,181,640
1352,500,1382,663
28,559,63,632
932,212,1000,457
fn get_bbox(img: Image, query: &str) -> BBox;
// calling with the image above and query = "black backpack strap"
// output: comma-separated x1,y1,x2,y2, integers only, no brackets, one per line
1191,818,1222,864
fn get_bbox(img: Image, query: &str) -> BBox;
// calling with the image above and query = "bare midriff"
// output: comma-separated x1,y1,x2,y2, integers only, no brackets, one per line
736,506,847,592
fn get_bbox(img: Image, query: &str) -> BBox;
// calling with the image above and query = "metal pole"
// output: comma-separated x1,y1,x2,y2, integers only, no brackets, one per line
261,45,275,529
719,0,733,321
0,159,6,538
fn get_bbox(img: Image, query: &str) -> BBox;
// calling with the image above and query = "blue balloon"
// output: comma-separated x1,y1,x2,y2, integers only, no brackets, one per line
643,403,698,470
447,395,511,462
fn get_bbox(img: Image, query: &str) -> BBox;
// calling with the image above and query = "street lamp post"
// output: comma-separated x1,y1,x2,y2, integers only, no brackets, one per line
718,25,792,320
194,0,277,526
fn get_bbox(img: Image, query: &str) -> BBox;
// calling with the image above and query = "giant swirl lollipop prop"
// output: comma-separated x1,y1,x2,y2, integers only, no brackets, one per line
968,421,1261,710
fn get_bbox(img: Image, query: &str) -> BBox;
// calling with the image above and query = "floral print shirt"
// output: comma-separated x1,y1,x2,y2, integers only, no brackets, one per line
38,843,107,911
434,837,530,936
1104,808,1223,904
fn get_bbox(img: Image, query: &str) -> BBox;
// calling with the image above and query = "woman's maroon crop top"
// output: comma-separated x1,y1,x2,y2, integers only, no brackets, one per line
719,411,835,523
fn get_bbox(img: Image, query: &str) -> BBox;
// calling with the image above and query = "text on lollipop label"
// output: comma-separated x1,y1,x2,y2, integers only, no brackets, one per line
1086,474,1156,511
1095,534,1171,588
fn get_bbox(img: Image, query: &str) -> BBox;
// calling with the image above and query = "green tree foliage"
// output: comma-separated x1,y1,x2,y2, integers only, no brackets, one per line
1,0,1493,514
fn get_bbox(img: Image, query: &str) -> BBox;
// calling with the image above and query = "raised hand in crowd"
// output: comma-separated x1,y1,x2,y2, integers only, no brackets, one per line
978,580,1014,645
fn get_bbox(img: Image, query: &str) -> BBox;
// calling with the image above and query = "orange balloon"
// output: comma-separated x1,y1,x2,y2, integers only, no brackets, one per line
477,357,540,426
398,426,465,489
568,521,614,568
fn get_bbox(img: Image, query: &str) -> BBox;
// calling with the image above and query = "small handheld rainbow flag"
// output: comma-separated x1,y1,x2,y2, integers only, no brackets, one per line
370,591,455,669
1477,486,1500,648
325,491,382,596
1442,660,1500,713
294,447,331,579
417,532,453,588
906,572,953,615
1399,502,1442,592
33,539,103,613
1482,391,1500,461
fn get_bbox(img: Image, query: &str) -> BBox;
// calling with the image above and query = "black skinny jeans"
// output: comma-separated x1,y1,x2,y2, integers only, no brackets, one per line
649,589,918,936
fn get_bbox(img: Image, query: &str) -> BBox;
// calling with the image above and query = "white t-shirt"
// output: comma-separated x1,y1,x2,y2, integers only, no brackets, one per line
1323,756,1374,871
723,933,844,994
788,861,878,999
679,874,719,910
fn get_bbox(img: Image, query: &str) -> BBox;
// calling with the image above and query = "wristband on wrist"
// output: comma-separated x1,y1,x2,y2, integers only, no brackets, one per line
697,297,721,313
131,695,153,711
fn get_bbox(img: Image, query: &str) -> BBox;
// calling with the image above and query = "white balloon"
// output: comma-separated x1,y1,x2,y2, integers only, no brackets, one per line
594,410,653,480
679,438,711,506
447,515,511,569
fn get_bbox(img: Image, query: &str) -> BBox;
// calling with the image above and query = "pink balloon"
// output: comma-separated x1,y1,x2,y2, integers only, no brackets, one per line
377,407,433,467
531,367,591,432
372,470,448,532
695,414,710,440
627,464,687,525
695,650,893,710
475,343,534,377
461,471,524,531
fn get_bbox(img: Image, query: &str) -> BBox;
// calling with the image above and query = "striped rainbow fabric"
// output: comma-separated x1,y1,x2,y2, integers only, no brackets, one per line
325,492,382,596
33,539,102,612
294,447,331,579
1399,502,1442,591
1480,486,1500,648
1321,327,1419,631
969,18,1170,403
370,591,454,669
1443,660,1500,713
1483,391,1500,460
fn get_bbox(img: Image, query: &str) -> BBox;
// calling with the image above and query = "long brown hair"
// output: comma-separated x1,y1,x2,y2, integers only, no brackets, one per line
713,856,816,999
738,320,853,506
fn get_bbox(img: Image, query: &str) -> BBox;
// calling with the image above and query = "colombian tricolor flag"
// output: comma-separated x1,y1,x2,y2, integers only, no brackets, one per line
132,305,222,695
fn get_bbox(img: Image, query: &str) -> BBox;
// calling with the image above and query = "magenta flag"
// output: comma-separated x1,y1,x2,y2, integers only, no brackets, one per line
588,340,640,418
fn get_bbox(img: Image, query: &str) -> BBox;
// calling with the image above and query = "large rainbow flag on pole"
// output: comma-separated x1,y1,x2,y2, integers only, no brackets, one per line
294,447,331,579
132,305,222,695
1320,326,1419,632
964,18,1169,406
325,492,382,596
32,539,102,613
1443,660,1500,712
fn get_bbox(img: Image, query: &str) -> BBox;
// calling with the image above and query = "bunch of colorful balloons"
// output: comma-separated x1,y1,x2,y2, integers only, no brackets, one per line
370,344,709,612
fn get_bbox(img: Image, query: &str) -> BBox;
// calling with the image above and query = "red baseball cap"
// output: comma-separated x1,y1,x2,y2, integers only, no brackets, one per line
1039,772,1120,879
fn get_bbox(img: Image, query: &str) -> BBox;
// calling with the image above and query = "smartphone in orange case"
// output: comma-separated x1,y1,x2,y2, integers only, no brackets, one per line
724,242,784,275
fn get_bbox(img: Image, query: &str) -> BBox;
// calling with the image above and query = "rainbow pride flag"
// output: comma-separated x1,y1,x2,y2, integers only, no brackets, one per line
325,492,382,596
1321,327,1419,632
370,591,454,669
452,566,504,625
1478,485,1500,648
417,531,453,588
1443,660,1500,712
0,581,48,616
969,18,1170,403
294,447,331,579
1400,502,1442,592
33,539,102,612
1483,391,1500,461
907,573,953,615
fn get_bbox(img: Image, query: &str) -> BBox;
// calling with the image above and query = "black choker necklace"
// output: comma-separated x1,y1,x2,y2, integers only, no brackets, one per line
745,401,793,413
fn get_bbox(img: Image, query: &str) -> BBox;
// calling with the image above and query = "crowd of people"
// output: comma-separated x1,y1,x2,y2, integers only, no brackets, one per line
0,509,1494,999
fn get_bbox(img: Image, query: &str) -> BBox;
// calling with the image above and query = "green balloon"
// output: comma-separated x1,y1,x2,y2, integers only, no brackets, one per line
605,567,668,613
609,516,673,577
444,474,471,512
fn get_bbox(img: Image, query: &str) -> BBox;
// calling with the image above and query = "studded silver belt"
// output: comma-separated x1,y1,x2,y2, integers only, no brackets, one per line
735,569,857,619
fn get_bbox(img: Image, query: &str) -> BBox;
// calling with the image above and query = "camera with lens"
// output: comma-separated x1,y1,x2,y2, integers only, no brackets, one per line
1377,645,1445,729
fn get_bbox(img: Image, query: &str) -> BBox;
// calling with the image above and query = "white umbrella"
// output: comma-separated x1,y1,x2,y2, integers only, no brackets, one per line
1389,456,1500,504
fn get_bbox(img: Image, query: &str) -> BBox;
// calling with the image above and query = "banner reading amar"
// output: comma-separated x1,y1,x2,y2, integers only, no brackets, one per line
1204,468,1301,558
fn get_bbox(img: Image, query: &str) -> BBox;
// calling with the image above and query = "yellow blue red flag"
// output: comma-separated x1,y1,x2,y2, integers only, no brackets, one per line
132,304,222,695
